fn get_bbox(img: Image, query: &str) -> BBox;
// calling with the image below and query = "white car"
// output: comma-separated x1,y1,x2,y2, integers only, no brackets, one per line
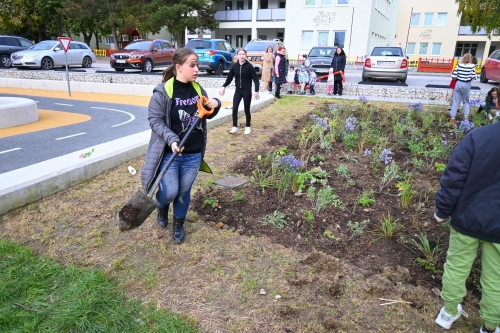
10,40,97,70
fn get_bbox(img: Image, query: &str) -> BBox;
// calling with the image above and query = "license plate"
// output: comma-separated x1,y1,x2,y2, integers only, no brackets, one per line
378,61,394,65
116,60,126,63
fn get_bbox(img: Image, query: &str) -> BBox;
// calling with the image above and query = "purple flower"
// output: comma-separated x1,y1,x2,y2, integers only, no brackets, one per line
345,116,357,132
359,95,368,103
469,99,481,107
441,140,448,146
363,149,372,157
409,102,423,112
379,148,393,164
459,119,475,133
276,155,304,173
309,114,328,130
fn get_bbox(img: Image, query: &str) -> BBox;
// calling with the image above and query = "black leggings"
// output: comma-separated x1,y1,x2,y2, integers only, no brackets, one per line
232,88,252,127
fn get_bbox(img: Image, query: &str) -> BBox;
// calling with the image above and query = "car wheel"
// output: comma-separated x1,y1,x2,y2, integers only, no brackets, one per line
400,74,407,84
41,57,54,70
114,68,125,72
215,62,224,75
143,59,153,72
480,69,488,83
361,70,369,82
82,56,92,68
1,54,11,67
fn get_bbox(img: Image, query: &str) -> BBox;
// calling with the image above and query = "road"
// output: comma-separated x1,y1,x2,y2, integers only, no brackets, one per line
0,94,149,173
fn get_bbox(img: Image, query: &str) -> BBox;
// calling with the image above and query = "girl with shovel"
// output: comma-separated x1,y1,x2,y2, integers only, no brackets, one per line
141,48,221,243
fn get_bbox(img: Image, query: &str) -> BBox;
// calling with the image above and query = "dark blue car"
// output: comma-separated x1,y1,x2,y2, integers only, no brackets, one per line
185,39,236,75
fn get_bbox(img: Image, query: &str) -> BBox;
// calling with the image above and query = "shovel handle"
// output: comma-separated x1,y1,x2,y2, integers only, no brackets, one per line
197,96,214,119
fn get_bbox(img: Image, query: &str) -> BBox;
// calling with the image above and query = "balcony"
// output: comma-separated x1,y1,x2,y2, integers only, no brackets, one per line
458,26,487,35
214,10,252,21
257,8,286,21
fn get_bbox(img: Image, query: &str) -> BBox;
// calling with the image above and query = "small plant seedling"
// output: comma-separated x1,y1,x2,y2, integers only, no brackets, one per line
434,162,446,172
335,164,351,179
203,197,221,211
231,189,247,203
358,190,375,207
396,181,417,208
347,219,370,240
260,210,287,229
79,148,95,158
378,212,403,238
323,230,337,240
348,179,356,187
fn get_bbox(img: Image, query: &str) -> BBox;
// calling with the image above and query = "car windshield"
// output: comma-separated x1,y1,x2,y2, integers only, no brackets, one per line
124,41,152,50
186,41,212,49
245,42,272,52
30,41,57,50
371,47,404,57
309,48,336,58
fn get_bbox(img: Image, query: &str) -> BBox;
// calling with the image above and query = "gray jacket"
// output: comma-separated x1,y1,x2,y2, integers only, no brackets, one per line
141,82,220,192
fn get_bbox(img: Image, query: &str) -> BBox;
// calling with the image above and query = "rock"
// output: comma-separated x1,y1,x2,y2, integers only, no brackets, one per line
259,288,267,295
275,294,282,300
296,234,301,240
216,222,224,229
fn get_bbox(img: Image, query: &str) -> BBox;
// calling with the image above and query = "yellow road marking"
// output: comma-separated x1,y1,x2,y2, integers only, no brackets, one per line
0,110,91,139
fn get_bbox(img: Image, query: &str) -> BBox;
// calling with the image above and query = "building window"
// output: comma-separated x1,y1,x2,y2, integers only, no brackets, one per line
279,0,286,8
225,35,232,44
437,13,447,26
277,31,284,41
260,0,268,9
305,0,315,6
410,13,420,26
302,31,314,49
423,13,433,26
406,42,415,55
455,42,478,57
225,1,232,10
334,31,345,48
431,43,441,56
106,36,114,45
248,0,252,9
321,0,332,4
419,42,428,55
337,0,348,4
258,34,267,40
236,35,243,47
247,35,252,43
236,1,244,9
318,31,329,46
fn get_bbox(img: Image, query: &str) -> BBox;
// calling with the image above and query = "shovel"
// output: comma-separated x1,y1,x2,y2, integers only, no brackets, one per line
117,96,213,231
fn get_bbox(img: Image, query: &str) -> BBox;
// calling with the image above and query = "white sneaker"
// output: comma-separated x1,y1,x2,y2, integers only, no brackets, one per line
229,127,238,134
244,127,251,135
435,304,467,330
480,326,500,333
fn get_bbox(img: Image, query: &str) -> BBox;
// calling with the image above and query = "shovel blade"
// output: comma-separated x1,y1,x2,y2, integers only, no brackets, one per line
117,190,157,231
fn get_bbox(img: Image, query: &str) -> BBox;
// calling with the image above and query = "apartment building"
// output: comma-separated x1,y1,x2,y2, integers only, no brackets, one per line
213,0,400,59
395,0,500,60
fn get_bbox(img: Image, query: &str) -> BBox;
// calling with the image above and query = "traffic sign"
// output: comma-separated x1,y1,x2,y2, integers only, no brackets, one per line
57,37,72,52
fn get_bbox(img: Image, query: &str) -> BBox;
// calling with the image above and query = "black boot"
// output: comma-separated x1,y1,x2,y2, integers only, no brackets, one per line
157,205,169,228
172,216,185,243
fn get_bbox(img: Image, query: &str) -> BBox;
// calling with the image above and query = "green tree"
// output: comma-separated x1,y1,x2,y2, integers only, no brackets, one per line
142,0,222,47
456,0,500,35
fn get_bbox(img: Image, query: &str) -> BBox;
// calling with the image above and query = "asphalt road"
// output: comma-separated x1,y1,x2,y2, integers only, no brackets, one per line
0,95,149,173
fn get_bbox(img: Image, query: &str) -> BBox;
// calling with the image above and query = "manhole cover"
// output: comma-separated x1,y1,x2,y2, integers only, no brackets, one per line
214,176,248,189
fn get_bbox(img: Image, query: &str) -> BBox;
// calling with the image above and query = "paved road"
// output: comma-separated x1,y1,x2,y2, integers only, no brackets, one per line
0,94,149,173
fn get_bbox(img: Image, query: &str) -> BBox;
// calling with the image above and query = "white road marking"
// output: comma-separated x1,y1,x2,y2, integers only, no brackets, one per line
91,107,136,127
55,103,73,106
55,132,86,140
0,148,21,155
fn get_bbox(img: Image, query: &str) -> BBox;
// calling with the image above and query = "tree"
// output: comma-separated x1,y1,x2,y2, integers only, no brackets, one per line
141,0,222,47
456,0,500,35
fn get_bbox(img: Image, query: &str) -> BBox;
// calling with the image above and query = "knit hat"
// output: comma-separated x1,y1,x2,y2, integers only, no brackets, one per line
300,65,305,70
290,65,294,69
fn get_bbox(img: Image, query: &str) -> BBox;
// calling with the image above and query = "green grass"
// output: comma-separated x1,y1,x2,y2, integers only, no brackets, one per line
0,240,198,333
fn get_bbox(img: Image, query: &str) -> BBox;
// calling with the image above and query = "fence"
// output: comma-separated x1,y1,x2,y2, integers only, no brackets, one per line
92,49,117,57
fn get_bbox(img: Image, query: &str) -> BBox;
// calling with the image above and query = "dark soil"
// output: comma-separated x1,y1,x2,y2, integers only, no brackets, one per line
192,102,479,294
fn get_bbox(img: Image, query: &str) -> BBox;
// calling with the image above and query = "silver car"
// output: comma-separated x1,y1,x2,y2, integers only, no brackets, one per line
11,40,97,70
362,46,408,83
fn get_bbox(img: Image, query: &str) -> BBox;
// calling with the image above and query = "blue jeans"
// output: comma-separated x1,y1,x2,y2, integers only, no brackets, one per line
480,101,498,112
156,152,201,218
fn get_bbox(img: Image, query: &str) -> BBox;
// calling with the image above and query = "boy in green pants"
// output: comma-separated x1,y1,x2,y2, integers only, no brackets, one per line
434,88,500,333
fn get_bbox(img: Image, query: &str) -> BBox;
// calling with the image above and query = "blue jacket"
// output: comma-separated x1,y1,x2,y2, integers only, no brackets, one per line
436,122,500,243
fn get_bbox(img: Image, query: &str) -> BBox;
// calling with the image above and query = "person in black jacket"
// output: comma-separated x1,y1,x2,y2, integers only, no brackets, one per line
331,47,346,95
433,90,500,333
220,48,260,135
273,46,287,99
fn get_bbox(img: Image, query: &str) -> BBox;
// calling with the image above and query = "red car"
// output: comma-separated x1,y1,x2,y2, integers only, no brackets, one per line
110,39,175,72
480,49,500,83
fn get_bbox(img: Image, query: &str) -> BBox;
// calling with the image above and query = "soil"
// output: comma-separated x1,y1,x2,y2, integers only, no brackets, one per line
192,102,477,295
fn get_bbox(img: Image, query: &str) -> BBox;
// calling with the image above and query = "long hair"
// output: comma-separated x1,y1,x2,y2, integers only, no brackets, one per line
335,47,346,57
461,53,472,64
266,45,273,53
162,48,198,82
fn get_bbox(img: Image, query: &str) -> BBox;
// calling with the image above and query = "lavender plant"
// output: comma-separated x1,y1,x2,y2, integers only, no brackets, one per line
459,119,475,133
358,95,368,103
379,162,400,192
379,148,393,164
343,116,359,150
363,149,372,157
275,154,304,202
408,102,423,112
307,186,344,213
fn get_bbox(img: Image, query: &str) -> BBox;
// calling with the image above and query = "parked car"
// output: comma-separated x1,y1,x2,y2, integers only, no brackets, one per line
0,35,34,67
244,38,287,76
110,39,175,72
480,49,500,83
362,46,408,83
185,38,236,75
303,46,338,76
11,40,97,70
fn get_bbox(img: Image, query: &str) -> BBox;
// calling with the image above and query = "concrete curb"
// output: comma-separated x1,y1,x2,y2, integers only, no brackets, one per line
0,89,274,215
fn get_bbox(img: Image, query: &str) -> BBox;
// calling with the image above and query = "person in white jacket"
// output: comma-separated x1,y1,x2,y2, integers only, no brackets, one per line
286,65,295,94
450,53,477,125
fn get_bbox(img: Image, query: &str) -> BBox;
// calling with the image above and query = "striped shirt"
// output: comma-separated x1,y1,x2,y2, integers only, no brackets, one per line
452,63,476,82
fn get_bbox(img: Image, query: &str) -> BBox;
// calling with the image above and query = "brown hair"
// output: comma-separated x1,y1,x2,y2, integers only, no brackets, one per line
277,46,285,52
162,48,198,82
461,53,472,64
236,48,247,55
266,45,273,53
